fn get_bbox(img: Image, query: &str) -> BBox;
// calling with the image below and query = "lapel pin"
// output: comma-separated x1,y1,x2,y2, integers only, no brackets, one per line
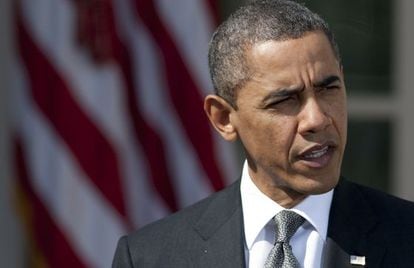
350,255,366,266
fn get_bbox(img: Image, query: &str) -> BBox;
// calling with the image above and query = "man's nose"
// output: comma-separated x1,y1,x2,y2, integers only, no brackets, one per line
297,97,332,135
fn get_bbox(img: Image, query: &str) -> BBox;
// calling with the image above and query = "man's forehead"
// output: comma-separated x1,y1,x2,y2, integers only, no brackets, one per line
246,31,333,57
245,32,338,71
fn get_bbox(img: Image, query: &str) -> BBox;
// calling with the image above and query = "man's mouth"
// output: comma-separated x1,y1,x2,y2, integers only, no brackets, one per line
302,145,329,159
297,143,336,168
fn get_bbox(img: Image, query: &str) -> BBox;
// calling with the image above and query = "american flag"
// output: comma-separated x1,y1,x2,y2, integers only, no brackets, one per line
12,0,238,267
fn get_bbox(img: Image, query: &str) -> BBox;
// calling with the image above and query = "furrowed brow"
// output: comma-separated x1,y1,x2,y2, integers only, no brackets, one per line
262,86,304,102
313,75,341,88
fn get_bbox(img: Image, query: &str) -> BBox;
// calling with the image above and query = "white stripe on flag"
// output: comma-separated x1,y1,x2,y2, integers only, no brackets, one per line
115,0,214,208
156,0,215,96
12,60,127,268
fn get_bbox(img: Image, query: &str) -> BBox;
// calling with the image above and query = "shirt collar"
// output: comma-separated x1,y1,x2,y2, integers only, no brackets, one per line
240,160,333,250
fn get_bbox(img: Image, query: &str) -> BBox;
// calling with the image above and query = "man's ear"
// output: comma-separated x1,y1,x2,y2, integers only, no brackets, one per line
204,95,238,141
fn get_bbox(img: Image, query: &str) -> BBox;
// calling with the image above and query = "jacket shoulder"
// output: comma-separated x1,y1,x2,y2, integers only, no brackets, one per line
335,179,414,243
329,179,414,266
345,180,414,218
128,179,240,241
117,180,242,267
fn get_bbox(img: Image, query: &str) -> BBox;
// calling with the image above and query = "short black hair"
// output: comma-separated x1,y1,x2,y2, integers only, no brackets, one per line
208,0,340,108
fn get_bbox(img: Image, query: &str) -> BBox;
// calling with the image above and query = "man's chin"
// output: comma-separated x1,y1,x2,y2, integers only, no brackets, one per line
293,175,339,195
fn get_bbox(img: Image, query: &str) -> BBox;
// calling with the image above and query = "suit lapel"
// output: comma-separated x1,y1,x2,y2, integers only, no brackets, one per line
326,178,386,267
192,180,245,267
322,237,353,268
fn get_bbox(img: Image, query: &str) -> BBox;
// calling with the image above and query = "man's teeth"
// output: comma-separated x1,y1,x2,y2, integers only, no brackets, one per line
304,146,329,159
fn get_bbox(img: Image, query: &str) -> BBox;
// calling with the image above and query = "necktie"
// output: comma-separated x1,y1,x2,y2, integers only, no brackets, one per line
264,210,305,268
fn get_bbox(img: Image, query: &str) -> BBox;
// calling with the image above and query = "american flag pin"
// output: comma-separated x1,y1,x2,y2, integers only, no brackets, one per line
350,255,366,266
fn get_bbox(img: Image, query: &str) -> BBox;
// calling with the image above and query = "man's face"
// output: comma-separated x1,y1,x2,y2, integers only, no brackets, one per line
231,31,347,201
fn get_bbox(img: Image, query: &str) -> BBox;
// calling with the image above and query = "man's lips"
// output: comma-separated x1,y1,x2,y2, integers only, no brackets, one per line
302,145,329,159
297,142,337,168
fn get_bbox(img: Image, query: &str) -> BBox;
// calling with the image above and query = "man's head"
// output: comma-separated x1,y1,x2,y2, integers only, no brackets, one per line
204,0,347,207
208,0,340,108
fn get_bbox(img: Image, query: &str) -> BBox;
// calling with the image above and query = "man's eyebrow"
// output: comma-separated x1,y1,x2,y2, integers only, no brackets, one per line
261,75,341,104
262,86,304,103
313,75,341,88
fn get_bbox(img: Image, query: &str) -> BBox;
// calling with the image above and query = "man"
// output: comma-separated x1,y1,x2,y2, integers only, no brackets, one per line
112,0,414,267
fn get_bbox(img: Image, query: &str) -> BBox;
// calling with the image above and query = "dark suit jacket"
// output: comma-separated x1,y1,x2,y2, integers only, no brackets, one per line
112,178,414,267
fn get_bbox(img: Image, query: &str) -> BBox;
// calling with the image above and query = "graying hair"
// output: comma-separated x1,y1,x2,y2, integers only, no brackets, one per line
208,0,340,108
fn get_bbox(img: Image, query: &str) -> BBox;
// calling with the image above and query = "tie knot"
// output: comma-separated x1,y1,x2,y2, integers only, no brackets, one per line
273,210,305,243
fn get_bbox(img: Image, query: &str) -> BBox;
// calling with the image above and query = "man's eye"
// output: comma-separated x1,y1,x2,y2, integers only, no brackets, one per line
326,85,340,90
267,97,295,107
316,85,340,93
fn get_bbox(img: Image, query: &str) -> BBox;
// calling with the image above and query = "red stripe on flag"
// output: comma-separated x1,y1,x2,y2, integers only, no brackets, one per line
133,0,226,191
121,57,179,212
15,140,87,268
72,0,178,211
16,9,128,218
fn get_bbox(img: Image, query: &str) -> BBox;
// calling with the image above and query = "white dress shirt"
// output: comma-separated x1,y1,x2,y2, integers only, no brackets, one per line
240,161,333,267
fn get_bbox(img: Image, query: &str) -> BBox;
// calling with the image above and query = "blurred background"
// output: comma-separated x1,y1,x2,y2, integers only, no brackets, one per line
1,0,413,267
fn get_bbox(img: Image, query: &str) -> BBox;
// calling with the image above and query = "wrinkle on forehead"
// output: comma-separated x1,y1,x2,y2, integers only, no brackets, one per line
246,31,341,91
